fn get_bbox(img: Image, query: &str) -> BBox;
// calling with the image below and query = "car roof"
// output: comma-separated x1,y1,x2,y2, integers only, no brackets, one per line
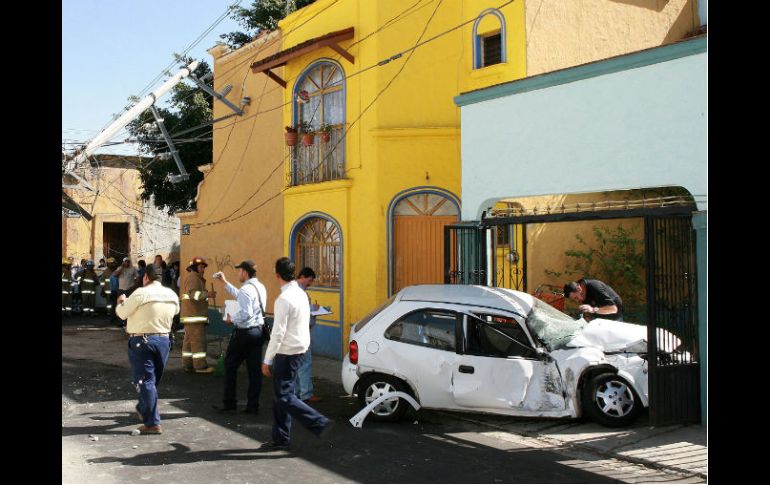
397,285,534,316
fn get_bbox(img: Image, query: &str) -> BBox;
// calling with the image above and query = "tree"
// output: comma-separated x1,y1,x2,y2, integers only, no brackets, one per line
220,0,318,49
127,59,213,215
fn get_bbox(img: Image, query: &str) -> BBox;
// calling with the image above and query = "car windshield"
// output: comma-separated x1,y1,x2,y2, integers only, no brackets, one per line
353,295,397,332
526,298,587,350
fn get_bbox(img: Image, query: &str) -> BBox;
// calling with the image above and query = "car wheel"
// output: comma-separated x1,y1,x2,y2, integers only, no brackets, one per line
581,372,641,427
357,374,411,422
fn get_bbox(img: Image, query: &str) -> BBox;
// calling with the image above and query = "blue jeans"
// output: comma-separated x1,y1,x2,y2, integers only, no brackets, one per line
271,353,331,445
224,326,264,410
128,335,171,427
293,342,313,400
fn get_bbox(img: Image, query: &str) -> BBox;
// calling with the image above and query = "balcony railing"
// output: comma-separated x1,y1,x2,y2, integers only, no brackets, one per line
289,126,345,186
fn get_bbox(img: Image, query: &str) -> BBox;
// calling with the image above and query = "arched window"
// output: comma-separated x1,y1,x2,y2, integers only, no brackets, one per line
473,9,506,69
292,60,346,184
294,217,341,288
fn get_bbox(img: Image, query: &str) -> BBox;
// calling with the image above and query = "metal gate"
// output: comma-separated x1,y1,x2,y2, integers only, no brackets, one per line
444,224,488,285
645,215,700,425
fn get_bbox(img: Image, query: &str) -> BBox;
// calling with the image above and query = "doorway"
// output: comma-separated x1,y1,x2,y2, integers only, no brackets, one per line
103,222,129,260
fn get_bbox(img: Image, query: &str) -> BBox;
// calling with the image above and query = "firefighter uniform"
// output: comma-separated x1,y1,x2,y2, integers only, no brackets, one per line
80,261,98,316
62,258,72,315
180,257,213,373
100,259,115,316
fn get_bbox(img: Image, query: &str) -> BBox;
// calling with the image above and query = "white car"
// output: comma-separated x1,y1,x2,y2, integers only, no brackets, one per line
342,285,682,427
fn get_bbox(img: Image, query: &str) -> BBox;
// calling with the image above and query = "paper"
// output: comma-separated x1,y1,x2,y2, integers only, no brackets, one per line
223,300,240,320
311,305,332,317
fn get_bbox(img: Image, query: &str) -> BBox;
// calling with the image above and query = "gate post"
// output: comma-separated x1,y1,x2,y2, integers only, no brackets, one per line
692,211,707,425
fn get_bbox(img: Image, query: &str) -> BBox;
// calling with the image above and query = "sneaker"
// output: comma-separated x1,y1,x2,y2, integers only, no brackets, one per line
304,395,323,404
195,367,215,374
258,441,290,451
212,404,237,414
317,419,335,440
137,424,162,435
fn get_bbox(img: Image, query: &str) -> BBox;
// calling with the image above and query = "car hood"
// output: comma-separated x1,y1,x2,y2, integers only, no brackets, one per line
565,319,681,353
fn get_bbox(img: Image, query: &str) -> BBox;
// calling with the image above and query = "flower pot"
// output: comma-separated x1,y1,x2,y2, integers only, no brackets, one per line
285,131,298,146
321,132,331,142
302,133,315,146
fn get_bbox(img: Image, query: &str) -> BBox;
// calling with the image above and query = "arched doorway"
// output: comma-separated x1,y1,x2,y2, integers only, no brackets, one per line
291,214,343,358
390,189,459,295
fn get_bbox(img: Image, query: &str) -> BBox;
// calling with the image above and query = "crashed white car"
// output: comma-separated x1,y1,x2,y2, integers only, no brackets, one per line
342,285,677,427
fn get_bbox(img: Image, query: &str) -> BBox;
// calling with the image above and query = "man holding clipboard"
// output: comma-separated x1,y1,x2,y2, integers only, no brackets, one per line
212,260,268,415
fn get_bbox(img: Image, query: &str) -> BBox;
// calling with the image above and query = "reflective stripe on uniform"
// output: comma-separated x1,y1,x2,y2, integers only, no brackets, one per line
181,294,190,300
192,352,207,359
193,291,202,300
180,316,208,323
62,291,70,294
182,352,193,357
82,279,95,283
64,307,72,310
62,279,70,282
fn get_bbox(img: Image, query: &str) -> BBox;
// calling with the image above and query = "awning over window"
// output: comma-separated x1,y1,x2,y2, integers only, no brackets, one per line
251,27,354,88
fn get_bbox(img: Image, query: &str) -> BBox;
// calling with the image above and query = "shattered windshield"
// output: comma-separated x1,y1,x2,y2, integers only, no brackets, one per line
526,299,587,350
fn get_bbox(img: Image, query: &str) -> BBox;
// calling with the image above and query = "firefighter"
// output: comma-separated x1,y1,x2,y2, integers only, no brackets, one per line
62,257,73,316
100,257,116,317
180,257,217,373
80,260,98,316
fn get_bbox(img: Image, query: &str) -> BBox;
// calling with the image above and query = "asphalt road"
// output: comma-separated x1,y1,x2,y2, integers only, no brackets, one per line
62,316,683,483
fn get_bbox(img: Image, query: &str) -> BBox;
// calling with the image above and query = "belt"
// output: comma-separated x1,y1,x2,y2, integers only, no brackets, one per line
234,325,262,331
128,333,169,337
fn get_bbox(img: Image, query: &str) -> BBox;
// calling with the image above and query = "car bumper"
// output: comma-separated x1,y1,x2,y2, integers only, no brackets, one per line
341,354,359,395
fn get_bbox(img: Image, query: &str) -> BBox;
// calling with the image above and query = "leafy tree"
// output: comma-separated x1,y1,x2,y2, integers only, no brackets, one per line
127,58,213,214
220,0,318,49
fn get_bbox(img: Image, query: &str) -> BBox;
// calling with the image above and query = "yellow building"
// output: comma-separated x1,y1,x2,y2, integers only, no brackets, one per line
62,155,181,264
176,31,286,312
183,0,701,358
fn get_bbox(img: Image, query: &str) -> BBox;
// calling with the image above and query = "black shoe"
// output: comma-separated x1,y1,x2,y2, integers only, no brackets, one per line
212,404,237,414
242,407,259,415
317,419,335,440
258,441,290,451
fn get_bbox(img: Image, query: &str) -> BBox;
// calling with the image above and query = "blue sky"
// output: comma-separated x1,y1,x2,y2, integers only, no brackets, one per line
62,1,245,156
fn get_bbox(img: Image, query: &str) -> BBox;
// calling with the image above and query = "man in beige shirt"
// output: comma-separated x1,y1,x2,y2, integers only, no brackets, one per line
116,268,179,435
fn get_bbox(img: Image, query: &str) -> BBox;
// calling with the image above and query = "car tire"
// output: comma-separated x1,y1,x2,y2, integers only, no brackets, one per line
581,372,641,427
357,374,411,422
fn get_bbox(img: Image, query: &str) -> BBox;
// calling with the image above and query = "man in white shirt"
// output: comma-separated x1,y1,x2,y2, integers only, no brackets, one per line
260,258,333,450
212,260,267,415
116,267,179,435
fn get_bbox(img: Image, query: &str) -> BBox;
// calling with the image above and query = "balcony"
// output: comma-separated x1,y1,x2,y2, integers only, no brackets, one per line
289,126,345,186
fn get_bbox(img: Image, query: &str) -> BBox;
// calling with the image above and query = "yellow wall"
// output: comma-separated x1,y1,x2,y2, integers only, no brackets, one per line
276,0,528,352
177,32,285,312
524,0,700,76
62,166,178,262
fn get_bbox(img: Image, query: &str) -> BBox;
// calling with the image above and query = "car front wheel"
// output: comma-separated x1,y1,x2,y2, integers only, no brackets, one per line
581,372,641,427
357,374,410,422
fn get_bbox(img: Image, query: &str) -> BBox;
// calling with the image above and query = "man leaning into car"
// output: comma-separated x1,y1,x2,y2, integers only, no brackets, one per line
563,278,623,321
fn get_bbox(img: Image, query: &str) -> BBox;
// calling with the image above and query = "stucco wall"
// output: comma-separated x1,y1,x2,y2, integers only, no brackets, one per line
525,0,699,76
459,40,707,220
177,32,285,313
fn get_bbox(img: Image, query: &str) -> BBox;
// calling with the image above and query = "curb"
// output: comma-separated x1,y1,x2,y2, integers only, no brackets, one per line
436,412,707,480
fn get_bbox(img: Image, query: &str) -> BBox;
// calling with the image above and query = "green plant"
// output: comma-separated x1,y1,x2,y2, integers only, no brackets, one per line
320,122,333,133
298,121,313,133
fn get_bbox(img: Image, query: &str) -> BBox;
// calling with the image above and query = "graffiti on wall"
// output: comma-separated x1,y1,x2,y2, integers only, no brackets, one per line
215,254,234,272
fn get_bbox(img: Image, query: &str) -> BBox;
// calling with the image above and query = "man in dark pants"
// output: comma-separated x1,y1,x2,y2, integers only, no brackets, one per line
212,260,267,414
260,257,333,450
117,267,180,435
564,278,624,321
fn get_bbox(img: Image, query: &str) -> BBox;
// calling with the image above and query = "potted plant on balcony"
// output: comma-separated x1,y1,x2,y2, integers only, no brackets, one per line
285,126,298,147
299,121,315,146
319,122,333,143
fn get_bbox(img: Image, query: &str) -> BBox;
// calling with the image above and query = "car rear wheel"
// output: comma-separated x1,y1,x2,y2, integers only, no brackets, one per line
581,372,641,427
357,374,410,422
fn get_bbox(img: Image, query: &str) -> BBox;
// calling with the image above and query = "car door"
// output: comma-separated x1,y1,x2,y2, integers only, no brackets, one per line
451,311,567,414
379,307,461,409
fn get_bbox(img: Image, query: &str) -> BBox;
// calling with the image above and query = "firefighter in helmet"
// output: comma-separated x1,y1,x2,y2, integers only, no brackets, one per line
100,257,116,317
180,257,217,373
62,257,73,316
80,260,98,316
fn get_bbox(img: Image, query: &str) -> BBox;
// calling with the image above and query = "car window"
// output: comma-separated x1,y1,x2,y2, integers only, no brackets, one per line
354,295,397,332
384,309,457,352
465,313,537,359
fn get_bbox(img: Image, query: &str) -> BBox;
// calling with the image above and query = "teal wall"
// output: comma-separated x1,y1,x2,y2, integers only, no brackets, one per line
693,211,707,425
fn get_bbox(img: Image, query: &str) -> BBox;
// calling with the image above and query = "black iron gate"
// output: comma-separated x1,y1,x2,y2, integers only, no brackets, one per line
444,224,488,285
645,215,700,425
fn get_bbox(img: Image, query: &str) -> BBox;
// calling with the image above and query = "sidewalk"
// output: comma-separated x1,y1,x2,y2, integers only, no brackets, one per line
312,354,707,480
